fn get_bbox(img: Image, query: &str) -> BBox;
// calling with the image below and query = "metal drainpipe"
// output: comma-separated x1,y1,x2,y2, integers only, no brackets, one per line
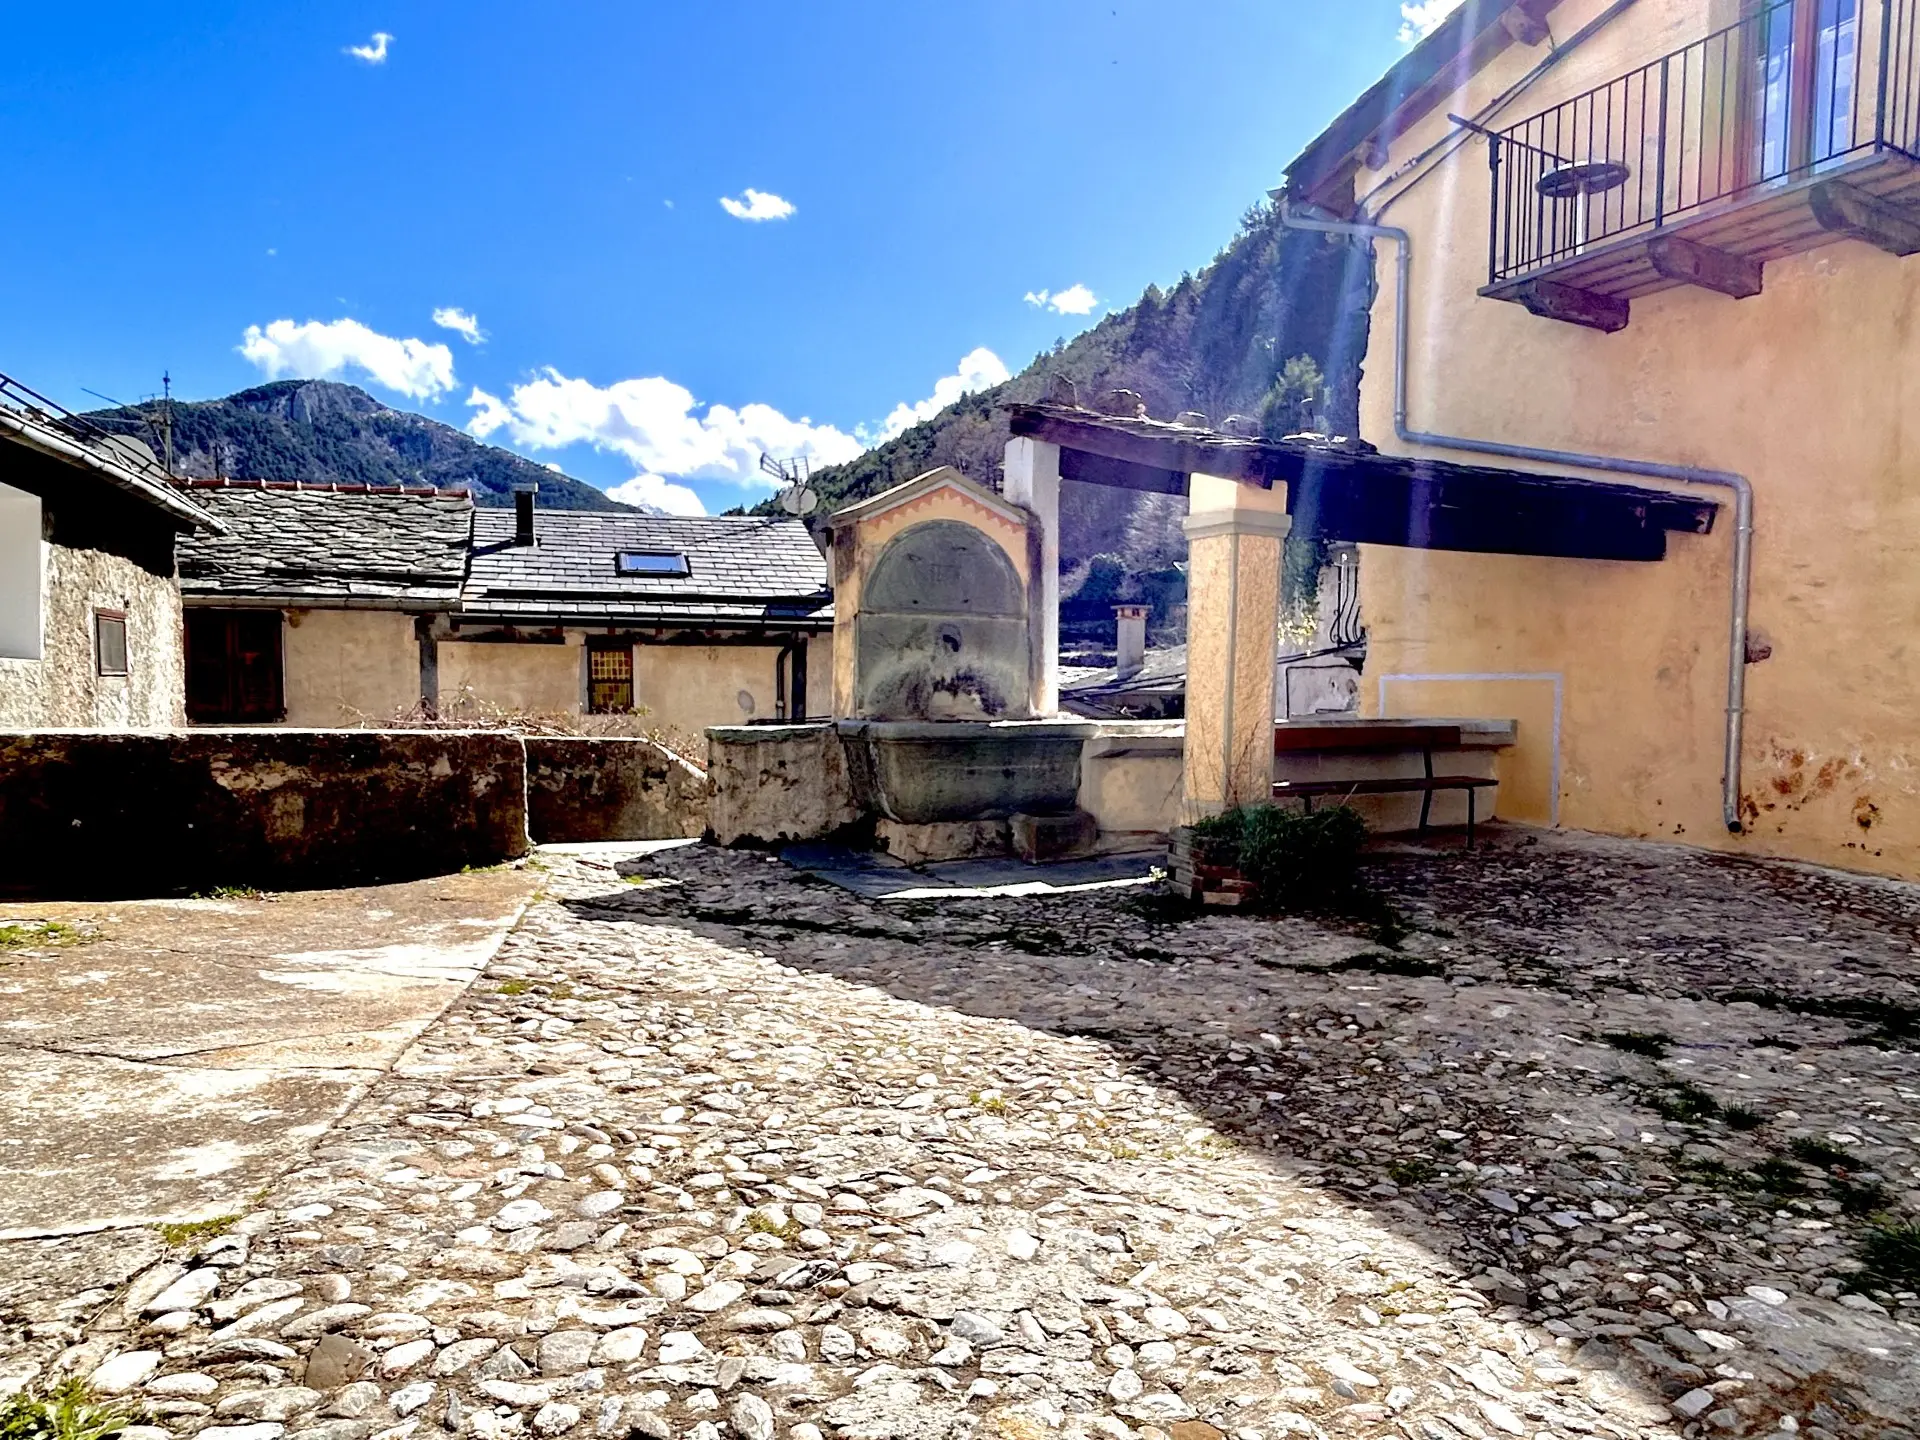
1279,203,1755,833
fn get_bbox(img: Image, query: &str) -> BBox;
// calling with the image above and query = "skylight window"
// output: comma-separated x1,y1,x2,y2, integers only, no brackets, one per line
615,550,690,577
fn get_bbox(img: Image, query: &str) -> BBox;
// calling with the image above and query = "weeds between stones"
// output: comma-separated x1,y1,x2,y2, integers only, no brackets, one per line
153,1214,240,1247
1852,1219,1920,1293
0,922,86,951
0,1381,144,1440
1598,1030,1671,1058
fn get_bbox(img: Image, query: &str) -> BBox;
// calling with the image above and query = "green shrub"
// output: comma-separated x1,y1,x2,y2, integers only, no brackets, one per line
0,1381,143,1440
1193,804,1368,912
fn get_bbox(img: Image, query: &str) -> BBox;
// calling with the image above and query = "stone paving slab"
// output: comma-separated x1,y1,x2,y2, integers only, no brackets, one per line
0,869,535,1238
2,832,1918,1440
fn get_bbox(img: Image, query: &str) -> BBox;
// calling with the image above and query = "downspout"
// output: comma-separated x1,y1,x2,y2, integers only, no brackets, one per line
1279,204,1754,833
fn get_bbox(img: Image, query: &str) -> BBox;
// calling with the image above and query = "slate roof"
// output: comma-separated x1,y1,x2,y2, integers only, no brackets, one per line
461,511,831,628
177,483,474,606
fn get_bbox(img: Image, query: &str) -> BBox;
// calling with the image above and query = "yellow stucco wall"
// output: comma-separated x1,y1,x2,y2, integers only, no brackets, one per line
635,644,783,735
1353,0,1920,874
283,609,421,727
440,635,582,718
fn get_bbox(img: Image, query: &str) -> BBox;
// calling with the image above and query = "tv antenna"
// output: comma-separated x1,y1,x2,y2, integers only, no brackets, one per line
759,452,819,516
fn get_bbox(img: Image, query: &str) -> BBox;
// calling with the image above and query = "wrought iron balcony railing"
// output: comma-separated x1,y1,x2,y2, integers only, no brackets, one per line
1485,0,1920,325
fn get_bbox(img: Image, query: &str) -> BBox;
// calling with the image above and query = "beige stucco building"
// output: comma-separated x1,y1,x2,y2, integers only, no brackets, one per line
0,390,217,728
176,482,831,742
1284,0,1920,876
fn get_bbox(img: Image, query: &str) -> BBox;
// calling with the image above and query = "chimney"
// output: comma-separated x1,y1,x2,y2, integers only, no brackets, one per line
1114,604,1149,678
513,484,537,546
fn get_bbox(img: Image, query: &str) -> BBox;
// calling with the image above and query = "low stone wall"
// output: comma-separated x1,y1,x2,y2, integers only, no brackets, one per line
707,723,860,847
0,728,529,897
524,736,706,844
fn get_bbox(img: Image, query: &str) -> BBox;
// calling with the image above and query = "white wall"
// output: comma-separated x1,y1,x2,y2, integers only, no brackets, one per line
0,481,43,661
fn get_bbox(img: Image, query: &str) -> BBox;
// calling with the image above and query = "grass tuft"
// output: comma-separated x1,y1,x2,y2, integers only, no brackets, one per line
153,1214,240,1248
1788,1136,1857,1170
1852,1220,1920,1292
495,978,531,995
1646,1081,1723,1124
1598,1030,1671,1058
1721,1104,1767,1131
1387,1157,1437,1186
0,1380,145,1440
0,922,87,951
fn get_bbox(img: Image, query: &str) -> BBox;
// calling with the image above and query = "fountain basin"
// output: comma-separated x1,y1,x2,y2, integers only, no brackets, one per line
837,718,1098,825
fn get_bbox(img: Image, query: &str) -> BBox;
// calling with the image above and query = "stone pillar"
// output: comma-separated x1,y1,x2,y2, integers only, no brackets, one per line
1002,437,1060,715
1180,473,1289,819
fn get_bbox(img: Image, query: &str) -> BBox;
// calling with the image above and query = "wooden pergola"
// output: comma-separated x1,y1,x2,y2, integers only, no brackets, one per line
1001,399,1718,816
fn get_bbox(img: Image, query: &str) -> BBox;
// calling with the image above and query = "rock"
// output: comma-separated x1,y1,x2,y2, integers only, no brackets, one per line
199,1426,286,1440
142,1269,221,1315
532,1404,581,1436
477,1346,534,1380
537,1331,597,1376
1143,1306,1190,1337
725,1309,792,1332
324,1384,383,1420
216,1389,324,1422
148,1373,219,1397
1673,1387,1718,1419
282,1305,372,1340
654,1332,706,1364
391,1384,436,1418
1108,1369,1144,1402
1004,1231,1039,1261
1324,1356,1379,1389
685,1279,745,1313
479,1380,555,1408
493,1200,554,1232
305,1335,377,1390
433,1339,498,1376
286,1421,371,1440
950,1312,1004,1347
381,1340,435,1378
87,1351,161,1395
589,1328,646,1365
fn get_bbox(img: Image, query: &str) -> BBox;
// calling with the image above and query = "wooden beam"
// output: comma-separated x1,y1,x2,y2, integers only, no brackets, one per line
1511,278,1630,333
1809,178,1920,256
1009,409,1278,487
1057,446,1188,496
1646,234,1763,299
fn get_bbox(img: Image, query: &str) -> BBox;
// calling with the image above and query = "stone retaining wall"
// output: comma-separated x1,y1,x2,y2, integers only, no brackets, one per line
0,729,537,898
524,735,706,844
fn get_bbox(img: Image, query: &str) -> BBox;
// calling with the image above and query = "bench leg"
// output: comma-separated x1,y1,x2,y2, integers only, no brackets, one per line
1467,788,1476,848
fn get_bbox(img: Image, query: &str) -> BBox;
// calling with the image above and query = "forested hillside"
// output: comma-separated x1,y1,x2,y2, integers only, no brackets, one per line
758,201,1367,580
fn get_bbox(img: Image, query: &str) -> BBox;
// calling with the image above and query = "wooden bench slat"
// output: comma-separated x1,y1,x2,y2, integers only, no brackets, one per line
1271,776,1497,795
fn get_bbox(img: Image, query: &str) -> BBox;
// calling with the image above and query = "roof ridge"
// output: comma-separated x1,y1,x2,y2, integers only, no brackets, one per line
176,477,470,498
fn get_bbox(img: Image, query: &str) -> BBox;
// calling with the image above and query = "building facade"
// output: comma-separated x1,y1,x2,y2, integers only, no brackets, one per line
1287,0,1920,875
0,396,215,728
176,482,833,740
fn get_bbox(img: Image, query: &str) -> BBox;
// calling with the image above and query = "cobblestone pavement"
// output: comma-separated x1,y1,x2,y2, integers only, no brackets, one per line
3,831,1918,1440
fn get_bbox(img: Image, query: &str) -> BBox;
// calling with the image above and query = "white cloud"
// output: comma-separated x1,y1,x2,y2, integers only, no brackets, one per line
432,306,486,345
607,474,707,516
874,347,1011,441
719,188,796,222
239,318,455,400
1398,0,1463,42
1024,283,1098,316
465,369,862,489
346,31,392,63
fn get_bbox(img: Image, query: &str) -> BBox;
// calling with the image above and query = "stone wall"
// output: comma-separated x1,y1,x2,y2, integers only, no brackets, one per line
524,736,707,843
0,540,183,729
0,729,528,897
706,723,861,847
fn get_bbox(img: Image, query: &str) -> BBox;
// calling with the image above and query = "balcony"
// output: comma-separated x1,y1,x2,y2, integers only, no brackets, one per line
1484,0,1920,330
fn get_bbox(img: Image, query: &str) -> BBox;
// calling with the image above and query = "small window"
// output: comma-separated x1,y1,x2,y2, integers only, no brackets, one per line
94,610,128,677
615,550,690,577
588,640,634,714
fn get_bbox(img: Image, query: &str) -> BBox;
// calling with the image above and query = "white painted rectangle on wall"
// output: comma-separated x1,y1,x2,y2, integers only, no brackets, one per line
0,481,44,661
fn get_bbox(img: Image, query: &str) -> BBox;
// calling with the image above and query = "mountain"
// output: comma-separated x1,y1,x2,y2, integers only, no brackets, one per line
752,199,1366,579
82,379,644,513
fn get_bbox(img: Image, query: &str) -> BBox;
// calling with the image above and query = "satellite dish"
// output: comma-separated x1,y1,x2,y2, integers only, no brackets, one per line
761,451,818,517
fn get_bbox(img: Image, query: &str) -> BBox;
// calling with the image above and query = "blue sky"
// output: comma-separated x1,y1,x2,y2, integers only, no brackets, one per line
0,2,1444,514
